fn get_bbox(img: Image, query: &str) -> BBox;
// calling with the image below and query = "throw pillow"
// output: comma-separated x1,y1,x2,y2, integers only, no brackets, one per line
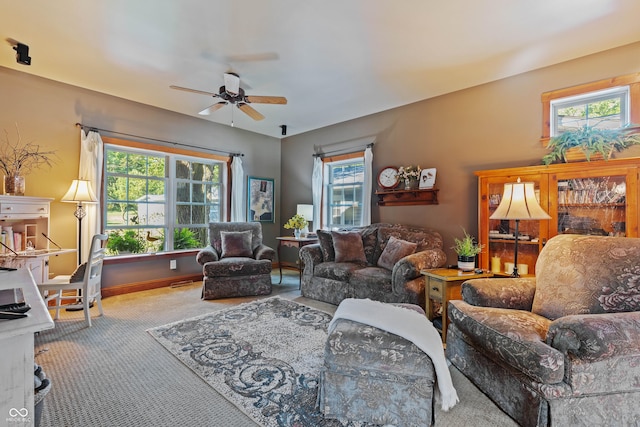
331,231,367,264
220,230,253,258
316,230,335,262
377,236,417,270
69,262,87,283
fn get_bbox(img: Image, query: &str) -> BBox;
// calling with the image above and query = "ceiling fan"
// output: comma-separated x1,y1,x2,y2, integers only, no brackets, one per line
170,72,287,121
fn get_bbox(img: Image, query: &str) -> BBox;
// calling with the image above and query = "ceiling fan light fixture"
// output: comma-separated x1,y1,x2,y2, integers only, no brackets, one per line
223,72,241,95
171,72,285,123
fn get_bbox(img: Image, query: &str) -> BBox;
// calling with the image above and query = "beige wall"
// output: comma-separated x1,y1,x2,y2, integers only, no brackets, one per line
0,66,281,288
281,41,640,265
3,41,639,284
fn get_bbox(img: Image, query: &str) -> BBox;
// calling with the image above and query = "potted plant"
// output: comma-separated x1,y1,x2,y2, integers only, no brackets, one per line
542,125,640,165
0,123,56,195
398,165,422,189
106,229,146,255
284,214,308,238
452,229,484,271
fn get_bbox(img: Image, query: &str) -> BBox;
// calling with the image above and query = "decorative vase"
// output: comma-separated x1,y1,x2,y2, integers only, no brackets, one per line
457,255,476,272
294,229,301,239
4,175,25,196
404,179,418,190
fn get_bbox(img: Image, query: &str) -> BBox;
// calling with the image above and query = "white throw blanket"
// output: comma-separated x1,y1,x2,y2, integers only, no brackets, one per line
328,298,459,411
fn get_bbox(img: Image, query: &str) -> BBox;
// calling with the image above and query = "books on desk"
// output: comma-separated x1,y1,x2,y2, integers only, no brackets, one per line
0,287,30,320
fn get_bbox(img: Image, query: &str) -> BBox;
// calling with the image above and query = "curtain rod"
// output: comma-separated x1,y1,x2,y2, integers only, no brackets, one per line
75,123,244,157
313,142,374,158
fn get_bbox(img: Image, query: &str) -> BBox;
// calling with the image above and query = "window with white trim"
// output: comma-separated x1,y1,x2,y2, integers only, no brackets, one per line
540,72,640,144
324,156,364,229
551,86,630,136
104,144,225,255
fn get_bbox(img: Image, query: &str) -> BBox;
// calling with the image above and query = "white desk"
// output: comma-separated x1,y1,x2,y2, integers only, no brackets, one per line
0,268,54,425
0,249,75,284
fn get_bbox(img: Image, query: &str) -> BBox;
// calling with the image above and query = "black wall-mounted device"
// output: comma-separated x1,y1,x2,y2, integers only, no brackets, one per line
13,43,31,65
280,125,287,136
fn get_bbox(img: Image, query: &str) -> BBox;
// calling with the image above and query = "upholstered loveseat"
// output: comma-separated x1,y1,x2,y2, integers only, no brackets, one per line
446,234,640,426
299,223,447,308
196,222,275,300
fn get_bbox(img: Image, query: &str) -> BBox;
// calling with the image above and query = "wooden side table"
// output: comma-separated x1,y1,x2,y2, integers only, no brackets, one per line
276,236,318,286
421,268,493,343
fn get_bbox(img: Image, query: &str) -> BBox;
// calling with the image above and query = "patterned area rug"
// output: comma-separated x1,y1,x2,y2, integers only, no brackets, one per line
148,297,366,427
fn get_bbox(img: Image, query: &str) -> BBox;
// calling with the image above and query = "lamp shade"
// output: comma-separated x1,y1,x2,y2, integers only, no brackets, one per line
296,204,314,221
490,179,550,220
61,179,97,203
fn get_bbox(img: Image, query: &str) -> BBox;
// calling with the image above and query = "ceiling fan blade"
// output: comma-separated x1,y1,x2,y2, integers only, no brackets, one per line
245,95,288,105
223,73,241,95
223,52,279,63
198,102,227,116
237,103,265,121
170,85,218,97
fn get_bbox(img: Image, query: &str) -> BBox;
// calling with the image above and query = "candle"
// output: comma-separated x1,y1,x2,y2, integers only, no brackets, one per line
517,263,529,275
491,256,501,273
504,262,514,275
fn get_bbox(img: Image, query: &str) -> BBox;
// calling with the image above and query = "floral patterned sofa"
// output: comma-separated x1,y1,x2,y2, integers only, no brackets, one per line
299,223,447,308
446,234,640,426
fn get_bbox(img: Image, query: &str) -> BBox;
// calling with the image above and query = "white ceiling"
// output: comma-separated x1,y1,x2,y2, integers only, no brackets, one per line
2,0,640,139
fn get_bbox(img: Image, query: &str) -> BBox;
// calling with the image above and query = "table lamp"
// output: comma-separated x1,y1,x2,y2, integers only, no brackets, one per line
296,204,314,236
489,178,550,277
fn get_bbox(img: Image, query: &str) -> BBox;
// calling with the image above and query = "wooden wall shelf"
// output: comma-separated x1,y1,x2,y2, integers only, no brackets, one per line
375,188,439,206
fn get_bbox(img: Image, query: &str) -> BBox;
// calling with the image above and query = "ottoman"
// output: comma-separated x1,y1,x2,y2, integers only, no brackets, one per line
318,312,436,426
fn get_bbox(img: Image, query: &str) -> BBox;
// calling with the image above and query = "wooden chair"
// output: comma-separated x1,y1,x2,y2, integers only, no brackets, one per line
38,234,108,327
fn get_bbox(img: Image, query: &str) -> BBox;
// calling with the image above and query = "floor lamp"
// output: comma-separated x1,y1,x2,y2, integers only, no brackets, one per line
490,178,550,277
62,179,98,266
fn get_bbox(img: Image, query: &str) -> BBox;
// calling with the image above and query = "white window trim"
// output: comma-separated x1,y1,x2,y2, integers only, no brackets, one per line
323,155,365,230
550,86,630,136
104,143,227,254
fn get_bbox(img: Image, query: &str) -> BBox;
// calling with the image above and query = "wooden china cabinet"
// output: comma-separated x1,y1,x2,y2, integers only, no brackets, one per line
475,157,640,276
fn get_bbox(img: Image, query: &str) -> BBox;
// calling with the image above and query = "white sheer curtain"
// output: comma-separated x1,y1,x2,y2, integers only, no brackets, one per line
312,156,323,229
361,145,373,226
230,156,244,222
79,129,104,263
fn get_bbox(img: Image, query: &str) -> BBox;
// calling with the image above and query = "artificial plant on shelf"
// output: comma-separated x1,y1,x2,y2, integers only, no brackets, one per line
0,123,56,195
283,214,308,238
542,125,640,165
397,165,422,189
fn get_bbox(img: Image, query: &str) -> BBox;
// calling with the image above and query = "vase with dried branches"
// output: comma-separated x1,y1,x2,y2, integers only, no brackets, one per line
0,124,56,196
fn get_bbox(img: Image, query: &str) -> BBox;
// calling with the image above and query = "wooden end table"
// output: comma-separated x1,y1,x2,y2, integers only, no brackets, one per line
276,236,318,287
421,268,493,343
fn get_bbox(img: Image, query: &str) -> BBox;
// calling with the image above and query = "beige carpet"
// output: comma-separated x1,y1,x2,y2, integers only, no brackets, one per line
34,270,517,427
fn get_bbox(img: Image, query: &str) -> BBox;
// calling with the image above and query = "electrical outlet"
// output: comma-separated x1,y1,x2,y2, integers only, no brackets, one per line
169,259,177,270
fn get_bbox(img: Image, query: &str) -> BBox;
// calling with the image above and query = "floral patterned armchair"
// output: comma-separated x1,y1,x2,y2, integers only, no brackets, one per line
446,234,640,427
196,222,275,300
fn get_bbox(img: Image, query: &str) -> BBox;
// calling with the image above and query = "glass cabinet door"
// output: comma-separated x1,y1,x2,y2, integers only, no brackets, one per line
549,166,638,239
479,173,549,276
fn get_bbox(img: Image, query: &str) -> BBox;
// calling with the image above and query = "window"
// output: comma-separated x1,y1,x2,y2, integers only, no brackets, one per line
104,142,225,255
541,72,640,144
324,156,364,229
551,87,629,136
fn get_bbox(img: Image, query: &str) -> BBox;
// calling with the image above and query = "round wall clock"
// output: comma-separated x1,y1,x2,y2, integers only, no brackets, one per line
377,166,400,189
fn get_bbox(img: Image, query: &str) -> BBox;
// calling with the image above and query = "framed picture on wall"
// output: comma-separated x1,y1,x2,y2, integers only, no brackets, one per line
247,176,275,223
419,168,437,189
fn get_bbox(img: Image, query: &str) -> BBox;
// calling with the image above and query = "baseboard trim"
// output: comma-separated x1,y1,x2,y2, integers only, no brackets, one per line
102,274,203,298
